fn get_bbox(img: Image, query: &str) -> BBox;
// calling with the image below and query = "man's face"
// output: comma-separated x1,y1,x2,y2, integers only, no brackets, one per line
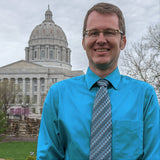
82,11,126,74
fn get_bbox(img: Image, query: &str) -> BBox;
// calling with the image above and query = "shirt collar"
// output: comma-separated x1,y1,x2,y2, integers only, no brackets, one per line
85,67,121,90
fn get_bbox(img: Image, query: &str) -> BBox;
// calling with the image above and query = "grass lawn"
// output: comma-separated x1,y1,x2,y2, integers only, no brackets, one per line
0,141,37,160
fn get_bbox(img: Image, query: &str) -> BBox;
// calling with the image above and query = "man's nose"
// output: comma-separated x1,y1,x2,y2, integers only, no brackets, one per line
96,32,107,45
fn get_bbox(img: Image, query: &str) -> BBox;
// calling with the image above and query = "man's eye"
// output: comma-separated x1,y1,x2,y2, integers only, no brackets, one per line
104,31,115,35
90,31,99,36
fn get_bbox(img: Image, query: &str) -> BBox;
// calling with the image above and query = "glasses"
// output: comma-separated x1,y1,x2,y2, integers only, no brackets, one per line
84,28,123,39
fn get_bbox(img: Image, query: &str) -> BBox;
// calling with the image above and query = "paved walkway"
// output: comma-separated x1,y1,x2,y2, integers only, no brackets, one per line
1,136,37,142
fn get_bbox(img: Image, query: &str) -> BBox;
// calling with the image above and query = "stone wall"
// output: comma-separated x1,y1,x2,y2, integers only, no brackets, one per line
7,118,40,137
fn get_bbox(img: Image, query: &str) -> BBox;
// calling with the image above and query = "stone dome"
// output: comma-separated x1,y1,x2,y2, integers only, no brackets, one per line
25,6,71,70
29,6,68,47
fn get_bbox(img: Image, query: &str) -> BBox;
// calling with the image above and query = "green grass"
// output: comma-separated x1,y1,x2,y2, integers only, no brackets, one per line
0,141,37,160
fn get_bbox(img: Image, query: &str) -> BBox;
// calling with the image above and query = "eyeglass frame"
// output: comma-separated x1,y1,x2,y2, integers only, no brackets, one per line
84,28,124,38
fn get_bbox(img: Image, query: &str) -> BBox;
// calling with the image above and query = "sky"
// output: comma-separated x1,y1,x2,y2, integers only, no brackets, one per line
0,0,159,72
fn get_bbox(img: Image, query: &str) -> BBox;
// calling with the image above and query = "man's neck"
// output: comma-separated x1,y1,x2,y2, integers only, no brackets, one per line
89,65,117,78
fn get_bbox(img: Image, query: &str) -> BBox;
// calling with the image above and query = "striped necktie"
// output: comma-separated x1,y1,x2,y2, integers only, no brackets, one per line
89,79,112,160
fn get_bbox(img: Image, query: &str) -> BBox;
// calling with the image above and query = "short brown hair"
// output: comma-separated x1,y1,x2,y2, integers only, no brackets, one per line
83,3,126,37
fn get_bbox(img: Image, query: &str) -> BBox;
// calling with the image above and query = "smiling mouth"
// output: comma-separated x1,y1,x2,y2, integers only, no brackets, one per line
94,48,110,52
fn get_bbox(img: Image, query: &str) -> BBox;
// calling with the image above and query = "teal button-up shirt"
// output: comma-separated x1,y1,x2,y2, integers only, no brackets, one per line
37,67,160,160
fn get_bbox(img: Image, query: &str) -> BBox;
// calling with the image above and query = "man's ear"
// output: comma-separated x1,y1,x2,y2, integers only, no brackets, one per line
82,38,86,50
120,35,126,50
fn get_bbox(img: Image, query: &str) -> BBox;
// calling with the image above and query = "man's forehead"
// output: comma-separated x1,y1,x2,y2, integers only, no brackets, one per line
86,11,119,29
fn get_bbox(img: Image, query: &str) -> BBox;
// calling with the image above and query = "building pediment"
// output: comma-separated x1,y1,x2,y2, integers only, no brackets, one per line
0,60,43,69
0,60,48,74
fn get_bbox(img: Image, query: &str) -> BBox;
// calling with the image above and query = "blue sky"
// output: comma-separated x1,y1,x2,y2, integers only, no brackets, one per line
0,0,159,71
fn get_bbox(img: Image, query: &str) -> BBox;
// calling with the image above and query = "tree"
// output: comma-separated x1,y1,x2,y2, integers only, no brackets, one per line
0,102,8,131
0,80,21,138
0,80,21,117
121,23,160,102
0,101,8,141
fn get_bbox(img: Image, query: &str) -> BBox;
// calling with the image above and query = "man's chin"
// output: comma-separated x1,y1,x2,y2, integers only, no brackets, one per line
94,63,110,70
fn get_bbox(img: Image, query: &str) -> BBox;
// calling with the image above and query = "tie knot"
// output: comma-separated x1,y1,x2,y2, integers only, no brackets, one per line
96,79,109,87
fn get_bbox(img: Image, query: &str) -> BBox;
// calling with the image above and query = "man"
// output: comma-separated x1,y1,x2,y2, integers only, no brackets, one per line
37,3,160,160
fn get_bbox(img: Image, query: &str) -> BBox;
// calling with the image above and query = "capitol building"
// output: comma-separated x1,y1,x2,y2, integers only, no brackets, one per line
0,6,83,114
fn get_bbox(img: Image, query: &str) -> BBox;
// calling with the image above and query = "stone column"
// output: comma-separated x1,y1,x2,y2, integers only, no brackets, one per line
37,78,41,106
30,78,33,104
38,46,40,59
68,48,71,63
29,47,32,61
62,47,66,62
55,47,58,60
22,78,26,105
15,78,18,104
46,45,49,59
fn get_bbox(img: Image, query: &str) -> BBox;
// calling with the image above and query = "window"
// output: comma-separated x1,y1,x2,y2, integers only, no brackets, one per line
25,95,30,104
10,78,16,94
33,78,37,93
34,51,37,58
3,78,8,82
32,108,36,114
40,78,45,92
25,78,30,93
10,78,15,83
49,50,54,59
58,50,61,61
32,95,37,104
40,50,45,59
18,78,23,90
32,51,37,60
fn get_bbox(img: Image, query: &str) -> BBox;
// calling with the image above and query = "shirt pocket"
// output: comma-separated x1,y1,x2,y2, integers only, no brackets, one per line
114,120,143,160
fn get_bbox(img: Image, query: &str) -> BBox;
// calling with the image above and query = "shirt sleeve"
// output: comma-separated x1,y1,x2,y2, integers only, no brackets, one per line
143,86,160,159
37,84,65,160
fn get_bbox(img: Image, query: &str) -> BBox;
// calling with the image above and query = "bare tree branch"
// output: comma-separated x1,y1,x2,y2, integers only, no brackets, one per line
0,80,21,116
121,23,160,103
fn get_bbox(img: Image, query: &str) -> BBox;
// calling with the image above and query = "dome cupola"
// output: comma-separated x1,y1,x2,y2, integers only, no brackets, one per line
44,5,53,22
25,6,71,70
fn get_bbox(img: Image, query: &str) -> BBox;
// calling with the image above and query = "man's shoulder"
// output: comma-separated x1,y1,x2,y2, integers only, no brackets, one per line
51,75,85,89
121,75,154,91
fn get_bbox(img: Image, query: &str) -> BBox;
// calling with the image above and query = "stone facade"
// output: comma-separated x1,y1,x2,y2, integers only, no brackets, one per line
0,6,83,115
